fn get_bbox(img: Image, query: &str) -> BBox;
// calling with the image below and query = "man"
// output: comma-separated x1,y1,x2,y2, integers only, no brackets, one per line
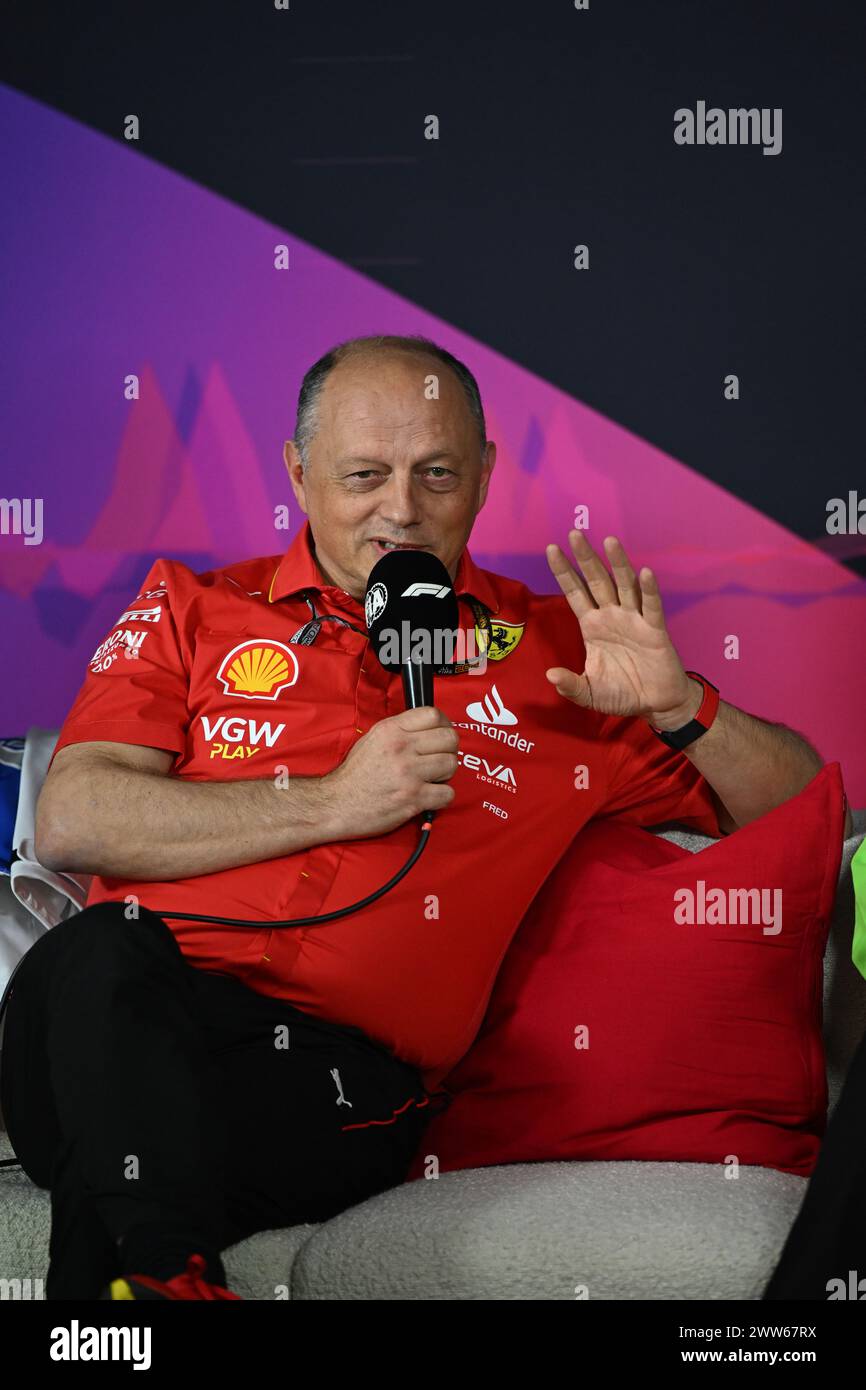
0,333,847,1301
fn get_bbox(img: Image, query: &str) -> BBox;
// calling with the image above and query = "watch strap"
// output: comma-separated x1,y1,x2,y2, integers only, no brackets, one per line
651,671,720,750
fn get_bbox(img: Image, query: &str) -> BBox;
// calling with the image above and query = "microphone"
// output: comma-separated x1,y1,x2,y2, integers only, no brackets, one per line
364,547,460,823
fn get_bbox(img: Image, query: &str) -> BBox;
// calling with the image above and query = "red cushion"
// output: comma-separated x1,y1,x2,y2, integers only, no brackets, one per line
407,762,844,1181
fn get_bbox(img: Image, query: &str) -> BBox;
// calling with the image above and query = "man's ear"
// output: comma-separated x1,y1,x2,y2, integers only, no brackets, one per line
283,440,308,513
477,440,496,512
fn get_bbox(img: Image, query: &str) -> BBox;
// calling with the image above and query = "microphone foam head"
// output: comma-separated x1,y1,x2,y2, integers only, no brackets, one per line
364,547,460,673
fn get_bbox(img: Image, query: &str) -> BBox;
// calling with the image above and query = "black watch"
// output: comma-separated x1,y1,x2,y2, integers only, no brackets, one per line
650,672,720,751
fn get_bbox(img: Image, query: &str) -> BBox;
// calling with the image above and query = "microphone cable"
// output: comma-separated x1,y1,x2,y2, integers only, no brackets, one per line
153,813,436,928
1,563,456,1166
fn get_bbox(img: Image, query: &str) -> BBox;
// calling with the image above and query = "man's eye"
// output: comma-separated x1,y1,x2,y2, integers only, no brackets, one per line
344,467,454,483
423,467,457,482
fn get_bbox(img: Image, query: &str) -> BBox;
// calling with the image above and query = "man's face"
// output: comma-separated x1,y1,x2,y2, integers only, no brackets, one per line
283,352,495,601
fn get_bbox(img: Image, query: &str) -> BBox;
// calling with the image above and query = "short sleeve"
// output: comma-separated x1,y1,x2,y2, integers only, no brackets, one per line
49,559,190,768
597,712,724,837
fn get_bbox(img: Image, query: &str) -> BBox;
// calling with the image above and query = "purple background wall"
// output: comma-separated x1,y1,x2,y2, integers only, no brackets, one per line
2,84,865,801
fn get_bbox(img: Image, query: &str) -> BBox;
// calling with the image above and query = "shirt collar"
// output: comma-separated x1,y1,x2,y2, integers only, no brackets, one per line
268,519,501,616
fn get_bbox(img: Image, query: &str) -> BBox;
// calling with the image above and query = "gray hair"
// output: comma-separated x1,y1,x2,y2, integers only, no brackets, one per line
292,333,487,470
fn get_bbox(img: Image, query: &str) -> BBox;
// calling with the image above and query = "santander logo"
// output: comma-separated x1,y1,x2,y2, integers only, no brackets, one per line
465,683,517,726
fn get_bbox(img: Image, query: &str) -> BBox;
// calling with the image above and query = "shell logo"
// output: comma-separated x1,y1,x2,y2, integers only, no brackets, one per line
216,639,299,701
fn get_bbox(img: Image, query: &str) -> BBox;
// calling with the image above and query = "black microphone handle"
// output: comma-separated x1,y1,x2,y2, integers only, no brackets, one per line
401,660,437,824
401,659,434,710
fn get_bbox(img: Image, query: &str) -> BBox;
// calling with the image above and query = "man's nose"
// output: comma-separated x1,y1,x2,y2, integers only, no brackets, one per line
377,474,423,529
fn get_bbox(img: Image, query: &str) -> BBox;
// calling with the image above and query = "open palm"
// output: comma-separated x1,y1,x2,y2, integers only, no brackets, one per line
544,531,695,724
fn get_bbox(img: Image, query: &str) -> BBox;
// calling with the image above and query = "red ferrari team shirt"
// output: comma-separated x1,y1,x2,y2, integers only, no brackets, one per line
50,520,723,1092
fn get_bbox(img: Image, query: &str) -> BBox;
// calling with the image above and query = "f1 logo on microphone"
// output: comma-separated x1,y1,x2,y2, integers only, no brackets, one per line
401,582,452,598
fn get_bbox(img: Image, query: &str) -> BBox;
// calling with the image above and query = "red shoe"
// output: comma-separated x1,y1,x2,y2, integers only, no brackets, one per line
101,1253,242,1300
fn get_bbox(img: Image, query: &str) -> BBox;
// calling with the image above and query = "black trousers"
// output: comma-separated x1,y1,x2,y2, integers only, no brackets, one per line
763,1022,866,1299
0,902,436,1299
